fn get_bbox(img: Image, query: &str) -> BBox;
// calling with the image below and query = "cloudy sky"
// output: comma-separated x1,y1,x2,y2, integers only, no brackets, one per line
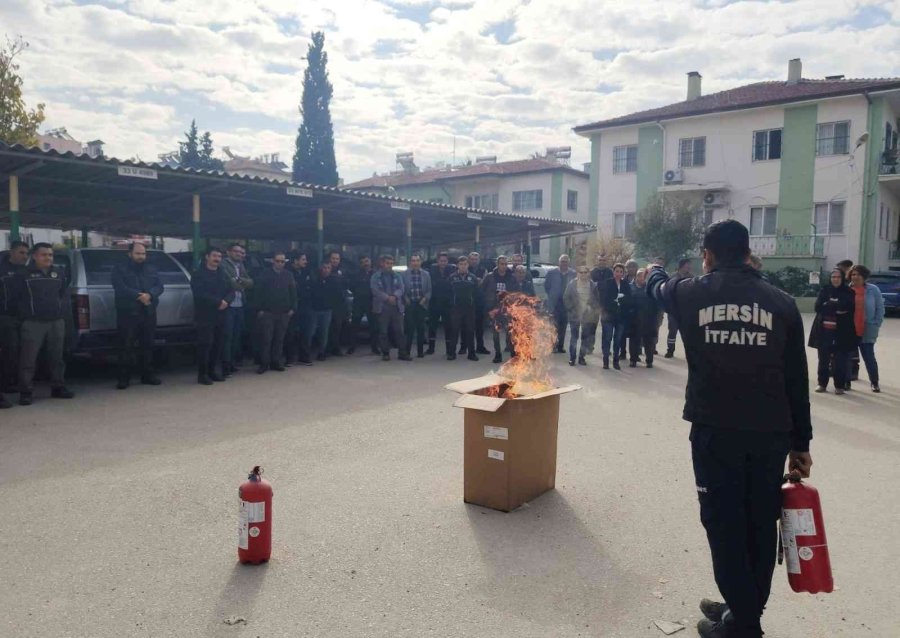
4,0,900,183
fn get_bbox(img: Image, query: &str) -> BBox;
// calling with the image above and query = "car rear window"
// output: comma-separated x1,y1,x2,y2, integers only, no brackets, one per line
83,250,189,286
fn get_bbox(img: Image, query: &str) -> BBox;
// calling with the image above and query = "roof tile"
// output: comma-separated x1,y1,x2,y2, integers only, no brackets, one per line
574,78,900,133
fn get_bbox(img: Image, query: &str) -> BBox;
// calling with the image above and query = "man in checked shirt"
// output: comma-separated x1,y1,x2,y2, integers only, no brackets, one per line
402,254,432,358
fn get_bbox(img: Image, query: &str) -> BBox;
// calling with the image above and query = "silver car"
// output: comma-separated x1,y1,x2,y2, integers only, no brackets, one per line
61,248,195,353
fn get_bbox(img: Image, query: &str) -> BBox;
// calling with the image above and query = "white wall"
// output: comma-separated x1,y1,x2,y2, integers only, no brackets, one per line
589,96,885,269
562,172,591,224
596,127,639,236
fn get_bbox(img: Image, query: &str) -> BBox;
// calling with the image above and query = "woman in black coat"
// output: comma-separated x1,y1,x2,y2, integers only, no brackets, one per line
809,269,855,394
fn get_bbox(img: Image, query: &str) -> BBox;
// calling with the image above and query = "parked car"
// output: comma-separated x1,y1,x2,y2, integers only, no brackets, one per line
870,271,900,316
62,248,195,353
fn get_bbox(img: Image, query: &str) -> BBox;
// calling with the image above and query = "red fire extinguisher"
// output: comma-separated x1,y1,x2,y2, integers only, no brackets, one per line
238,466,272,564
778,475,833,593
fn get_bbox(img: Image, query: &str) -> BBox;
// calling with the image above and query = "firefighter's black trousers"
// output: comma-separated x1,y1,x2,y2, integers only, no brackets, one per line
690,424,790,636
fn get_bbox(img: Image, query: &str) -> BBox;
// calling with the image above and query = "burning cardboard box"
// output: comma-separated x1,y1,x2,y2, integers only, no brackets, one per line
446,373,581,512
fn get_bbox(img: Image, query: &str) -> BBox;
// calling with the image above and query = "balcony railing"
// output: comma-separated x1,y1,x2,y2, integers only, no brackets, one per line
749,235,825,258
882,149,899,175
890,241,900,261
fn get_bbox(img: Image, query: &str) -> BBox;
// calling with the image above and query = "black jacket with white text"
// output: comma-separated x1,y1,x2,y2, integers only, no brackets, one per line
646,264,812,451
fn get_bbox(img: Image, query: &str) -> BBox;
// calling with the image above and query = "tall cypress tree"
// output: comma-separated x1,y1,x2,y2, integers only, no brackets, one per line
292,31,338,185
178,119,201,169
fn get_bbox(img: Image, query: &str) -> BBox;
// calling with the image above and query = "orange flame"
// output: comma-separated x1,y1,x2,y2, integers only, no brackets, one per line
488,292,557,398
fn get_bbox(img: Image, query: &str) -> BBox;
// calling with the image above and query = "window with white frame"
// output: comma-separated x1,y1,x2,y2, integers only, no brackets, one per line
813,202,845,235
753,129,782,161
613,212,635,239
678,137,706,167
816,121,850,156
512,189,542,211
749,206,778,236
464,193,498,210
613,145,638,173
566,189,578,211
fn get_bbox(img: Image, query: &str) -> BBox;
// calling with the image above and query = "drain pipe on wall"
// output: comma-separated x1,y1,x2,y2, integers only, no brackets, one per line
656,121,667,200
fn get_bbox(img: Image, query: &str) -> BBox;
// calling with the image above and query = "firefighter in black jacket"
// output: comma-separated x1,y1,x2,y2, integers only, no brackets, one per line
0,240,28,408
427,253,456,356
111,243,164,389
646,220,813,638
447,256,479,361
191,246,235,385
10,243,74,405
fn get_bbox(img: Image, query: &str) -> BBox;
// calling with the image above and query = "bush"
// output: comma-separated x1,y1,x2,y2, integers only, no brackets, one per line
764,266,819,297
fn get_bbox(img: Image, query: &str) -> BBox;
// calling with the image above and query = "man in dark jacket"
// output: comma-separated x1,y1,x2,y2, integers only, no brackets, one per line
111,243,164,389
427,252,455,356
326,250,348,356
646,220,813,638
466,251,490,355
512,265,536,296
10,243,74,405
590,254,613,285
253,251,296,374
286,253,313,365
0,240,29,407
308,262,343,361
191,246,235,385
598,263,632,369
347,255,377,355
482,256,516,363
629,268,661,367
448,255,479,361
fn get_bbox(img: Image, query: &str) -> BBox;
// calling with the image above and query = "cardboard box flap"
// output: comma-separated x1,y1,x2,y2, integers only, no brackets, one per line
518,384,582,401
452,393,507,412
445,373,510,395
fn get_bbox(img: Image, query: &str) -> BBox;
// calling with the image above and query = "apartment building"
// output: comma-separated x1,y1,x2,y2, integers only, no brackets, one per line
345,153,591,262
575,59,900,272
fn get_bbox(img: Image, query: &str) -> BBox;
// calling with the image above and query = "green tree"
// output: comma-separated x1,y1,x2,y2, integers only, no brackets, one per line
292,31,338,185
631,194,705,267
178,119,201,169
0,36,45,146
200,131,224,170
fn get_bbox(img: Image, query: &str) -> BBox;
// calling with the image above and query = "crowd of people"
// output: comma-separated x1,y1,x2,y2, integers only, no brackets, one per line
0,237,888,408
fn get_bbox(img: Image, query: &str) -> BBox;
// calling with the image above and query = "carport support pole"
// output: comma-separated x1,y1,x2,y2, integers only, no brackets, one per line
525,231,532,268
80,229,89,248
317,208,324,263
406,213,413,265
9,175,20,242
192,194,201,269
474,224,481,253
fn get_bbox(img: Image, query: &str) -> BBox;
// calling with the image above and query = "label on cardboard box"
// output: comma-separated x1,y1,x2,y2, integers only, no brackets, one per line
487,449,505,461
483,425,509,440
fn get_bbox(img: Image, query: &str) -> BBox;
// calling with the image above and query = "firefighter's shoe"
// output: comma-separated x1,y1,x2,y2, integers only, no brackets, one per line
697,618,761,638
699,599,727,622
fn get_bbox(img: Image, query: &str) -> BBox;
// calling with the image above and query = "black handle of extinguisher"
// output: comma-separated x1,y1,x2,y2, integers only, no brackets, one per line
248,466,263,481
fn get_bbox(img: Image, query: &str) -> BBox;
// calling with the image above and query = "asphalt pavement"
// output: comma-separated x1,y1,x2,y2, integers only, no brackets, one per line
1,316,898,637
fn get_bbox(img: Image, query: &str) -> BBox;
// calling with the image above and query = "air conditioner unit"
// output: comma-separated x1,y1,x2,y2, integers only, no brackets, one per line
703,191,728,208
663,168,684,184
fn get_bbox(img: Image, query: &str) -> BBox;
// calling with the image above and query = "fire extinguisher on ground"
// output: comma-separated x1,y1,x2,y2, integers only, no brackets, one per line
238,466,272,564
778,474,833,593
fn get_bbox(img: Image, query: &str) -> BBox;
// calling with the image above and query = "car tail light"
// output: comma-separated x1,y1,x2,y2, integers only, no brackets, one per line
75,294,90,330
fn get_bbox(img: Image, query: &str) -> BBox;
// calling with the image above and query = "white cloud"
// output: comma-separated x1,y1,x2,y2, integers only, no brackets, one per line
1,0,898,182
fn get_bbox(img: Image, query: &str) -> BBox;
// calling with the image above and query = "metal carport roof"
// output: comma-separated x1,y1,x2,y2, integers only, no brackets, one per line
0,143,592,249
